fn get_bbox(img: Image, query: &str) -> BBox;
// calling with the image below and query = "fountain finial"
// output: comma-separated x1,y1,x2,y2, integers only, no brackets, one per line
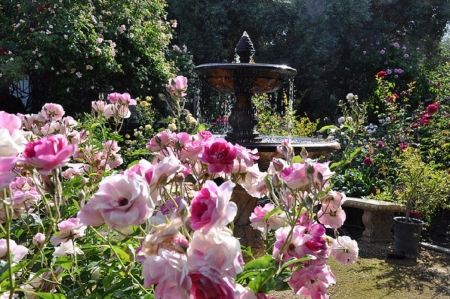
234,31,255,63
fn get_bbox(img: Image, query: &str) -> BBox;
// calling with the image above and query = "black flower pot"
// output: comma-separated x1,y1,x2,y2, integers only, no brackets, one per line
393,216,425,255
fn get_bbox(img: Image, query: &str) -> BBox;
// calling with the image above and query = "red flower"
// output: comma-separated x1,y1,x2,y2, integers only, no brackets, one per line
376,71,387,79
0,47,6,56
409,210,422,219
426,103,438,115
44,3,50,8
387,93,399,102
418,113,431,126
363,157,373,167
37,5,44,12
435,82,441,87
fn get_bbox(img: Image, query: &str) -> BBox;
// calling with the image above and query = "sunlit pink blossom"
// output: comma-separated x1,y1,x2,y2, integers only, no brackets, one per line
22,134,74,174
142,249,191,298
78,173,152,229
250,203,286,233
53,241,83,257
40,103,65,121
33,233,46,247
200,138,237,173
188,227,243,277
331,236,359,265
288,264,336,299
50,218,86,245
0,238,28,263
166,76,188,98
190,180,236,233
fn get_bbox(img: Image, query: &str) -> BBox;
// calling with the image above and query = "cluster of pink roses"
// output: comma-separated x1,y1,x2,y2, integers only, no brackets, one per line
0,90,358,298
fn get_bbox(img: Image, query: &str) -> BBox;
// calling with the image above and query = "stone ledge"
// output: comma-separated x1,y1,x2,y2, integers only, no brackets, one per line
343,197,405,212
343,197,405,243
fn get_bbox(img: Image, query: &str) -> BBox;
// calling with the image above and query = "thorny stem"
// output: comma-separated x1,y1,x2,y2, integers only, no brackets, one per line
90,227,150,293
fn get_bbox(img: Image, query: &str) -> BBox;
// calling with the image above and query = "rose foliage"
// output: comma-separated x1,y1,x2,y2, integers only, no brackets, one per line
0,82,357,299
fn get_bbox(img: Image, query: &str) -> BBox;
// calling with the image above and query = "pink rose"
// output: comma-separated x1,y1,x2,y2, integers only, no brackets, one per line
331,236,359,265
281,163,308,189
0,238,28,263
0,111,22,134
147,155,183,203
197,130,213,141
187,228,243,277
138,223,188,260
200,138,237,173
33,233,46,247
250,203,286,233
240,164,269,198
189,271,238,299
92,100,106,112
288,264,336,298
166,76,188,98
78,174,153,229
50,218,86,245
190,180,237,233
22,134,74,174
272,225,312,261
234,144,259,170
146,130,174,151
40,103,65,121
142,249,191,298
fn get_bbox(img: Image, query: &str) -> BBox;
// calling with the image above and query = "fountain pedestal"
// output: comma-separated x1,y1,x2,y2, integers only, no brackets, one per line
194,32,340,254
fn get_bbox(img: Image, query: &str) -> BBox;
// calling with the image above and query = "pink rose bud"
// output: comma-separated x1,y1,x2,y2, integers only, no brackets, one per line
33,233,46,247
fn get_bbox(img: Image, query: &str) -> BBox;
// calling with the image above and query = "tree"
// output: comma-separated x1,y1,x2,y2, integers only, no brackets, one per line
167,0,450,122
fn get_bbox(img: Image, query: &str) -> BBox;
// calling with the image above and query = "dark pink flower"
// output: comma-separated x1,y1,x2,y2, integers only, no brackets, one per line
189,271,238,299
376,71,387,79
200,138,237,173
22,134,75,174
363,157,373,167
190,180,236,233
426,103,438,115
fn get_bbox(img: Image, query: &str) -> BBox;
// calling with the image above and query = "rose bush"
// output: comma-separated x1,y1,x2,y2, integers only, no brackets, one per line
0,79,358,298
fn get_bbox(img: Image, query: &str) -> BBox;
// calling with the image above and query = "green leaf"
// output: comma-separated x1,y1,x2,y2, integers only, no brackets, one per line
112,246,132,263
247,267,277,293
54,256,73,271
243,255,274,271
281,255,314,269
34,292,67,299
263,207,283,220
318,124,338,132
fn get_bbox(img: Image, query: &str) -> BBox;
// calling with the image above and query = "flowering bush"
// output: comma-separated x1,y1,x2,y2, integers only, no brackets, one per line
0,0,177,113
323,67,450,223
0,86,358,298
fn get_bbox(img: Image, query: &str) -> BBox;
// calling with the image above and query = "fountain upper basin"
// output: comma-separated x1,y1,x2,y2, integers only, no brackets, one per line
194,63,297,94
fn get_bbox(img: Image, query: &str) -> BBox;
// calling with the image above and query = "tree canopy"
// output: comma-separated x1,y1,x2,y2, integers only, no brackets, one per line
167,0,450,120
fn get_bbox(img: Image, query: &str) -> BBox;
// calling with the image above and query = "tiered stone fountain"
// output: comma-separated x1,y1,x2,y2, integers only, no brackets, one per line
194,32,340,254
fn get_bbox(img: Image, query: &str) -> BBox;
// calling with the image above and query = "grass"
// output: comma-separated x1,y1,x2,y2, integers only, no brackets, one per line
270,241,450,299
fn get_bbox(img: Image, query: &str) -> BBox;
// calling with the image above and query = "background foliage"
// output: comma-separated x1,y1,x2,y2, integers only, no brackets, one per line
0,0,179,114
167,0,450,122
